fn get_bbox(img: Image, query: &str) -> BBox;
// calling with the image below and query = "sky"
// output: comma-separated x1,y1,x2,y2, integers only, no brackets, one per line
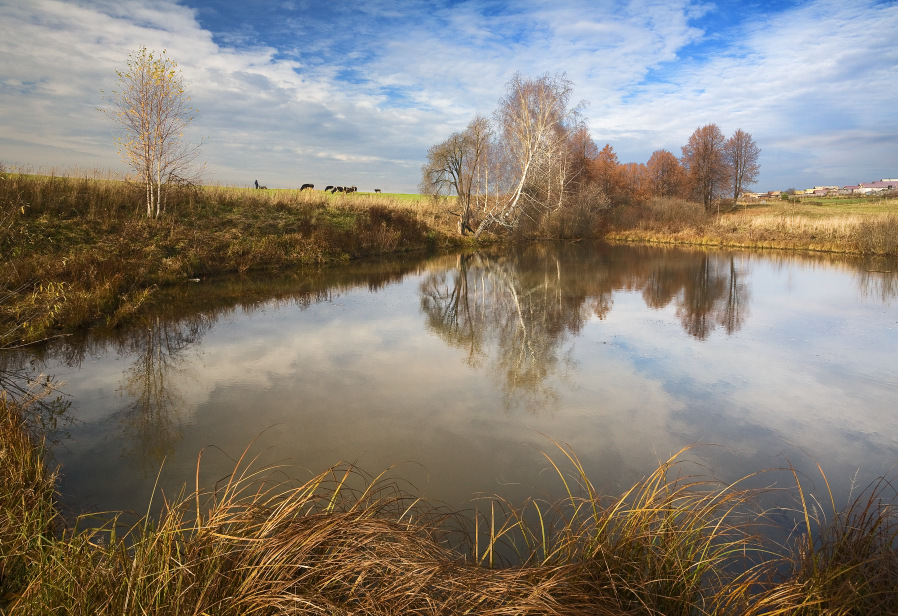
0,0,896,193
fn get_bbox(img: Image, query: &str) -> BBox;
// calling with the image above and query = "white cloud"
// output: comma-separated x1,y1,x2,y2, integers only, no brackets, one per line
0,0,895,192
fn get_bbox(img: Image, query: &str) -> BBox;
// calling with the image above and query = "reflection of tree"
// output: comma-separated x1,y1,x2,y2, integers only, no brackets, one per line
420,255,486,367
675,255,749,340
421,244,755,410
118,315,209,475
421,247,592,412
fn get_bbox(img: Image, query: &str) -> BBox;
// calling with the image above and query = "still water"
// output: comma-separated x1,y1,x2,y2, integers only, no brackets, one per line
10,242,898,518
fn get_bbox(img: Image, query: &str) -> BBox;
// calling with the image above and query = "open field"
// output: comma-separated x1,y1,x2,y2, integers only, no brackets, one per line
2,393,897,615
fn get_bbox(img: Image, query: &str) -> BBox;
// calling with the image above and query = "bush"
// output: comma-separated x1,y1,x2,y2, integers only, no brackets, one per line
540,183,610,239
643,196,708,230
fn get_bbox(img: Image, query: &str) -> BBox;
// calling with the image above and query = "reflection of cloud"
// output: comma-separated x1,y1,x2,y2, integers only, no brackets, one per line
594,261,898,499
39,246,898,516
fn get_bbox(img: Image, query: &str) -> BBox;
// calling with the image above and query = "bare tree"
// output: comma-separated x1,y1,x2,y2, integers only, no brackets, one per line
681,124,729,212
725,129,761,204
103,46,202,218
420,116,491,235
474,72,581,237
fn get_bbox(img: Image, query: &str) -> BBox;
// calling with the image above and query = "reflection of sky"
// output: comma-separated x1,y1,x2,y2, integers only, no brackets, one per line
40,250,898,519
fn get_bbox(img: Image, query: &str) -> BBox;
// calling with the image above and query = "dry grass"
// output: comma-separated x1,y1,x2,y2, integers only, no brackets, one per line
607,196,898,256
0,170,468,346
0,391,61,606
2,389,897,615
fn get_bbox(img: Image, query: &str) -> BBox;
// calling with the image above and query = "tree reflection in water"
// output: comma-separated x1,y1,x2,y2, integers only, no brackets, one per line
420,244,752,411
118,315,210,474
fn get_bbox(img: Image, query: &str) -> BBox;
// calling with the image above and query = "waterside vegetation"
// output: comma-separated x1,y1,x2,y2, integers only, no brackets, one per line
3,168,898,348
0,169,467,347
608,195,898,256
2,392,897,614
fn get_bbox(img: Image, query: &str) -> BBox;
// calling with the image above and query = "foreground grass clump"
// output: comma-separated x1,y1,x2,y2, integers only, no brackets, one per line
0,393,60,607
2,392,897,615
608,196,898,256
0,170,464,346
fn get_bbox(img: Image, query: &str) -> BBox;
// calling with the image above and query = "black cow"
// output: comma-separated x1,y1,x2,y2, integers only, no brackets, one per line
374,188,381,193
324,185,334,192
300,183,314,191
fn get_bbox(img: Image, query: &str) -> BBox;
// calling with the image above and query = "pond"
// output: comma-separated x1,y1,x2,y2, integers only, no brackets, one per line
7,242,898,523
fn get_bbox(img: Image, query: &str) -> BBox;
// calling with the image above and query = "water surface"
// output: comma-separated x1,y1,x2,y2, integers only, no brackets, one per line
9,242,897,518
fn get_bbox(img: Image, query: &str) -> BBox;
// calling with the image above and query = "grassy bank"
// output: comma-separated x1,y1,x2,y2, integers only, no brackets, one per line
0,170,467,346
608,196,898,256
2,394,896,614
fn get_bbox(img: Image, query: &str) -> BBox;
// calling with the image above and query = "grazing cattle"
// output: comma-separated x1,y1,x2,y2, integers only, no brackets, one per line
349,186,358,193
300,183,314,190
259,186,268,190
324,185,334,192
374,188,381,193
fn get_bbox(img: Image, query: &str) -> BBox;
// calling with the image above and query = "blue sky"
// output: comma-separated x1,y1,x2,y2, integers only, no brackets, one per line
1,0,895,193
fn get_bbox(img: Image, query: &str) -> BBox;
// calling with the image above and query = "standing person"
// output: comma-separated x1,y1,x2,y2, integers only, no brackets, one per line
254,179,259,189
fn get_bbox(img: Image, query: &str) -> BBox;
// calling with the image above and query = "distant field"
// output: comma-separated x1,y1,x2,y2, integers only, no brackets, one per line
743,195,898,217
241,187,434,202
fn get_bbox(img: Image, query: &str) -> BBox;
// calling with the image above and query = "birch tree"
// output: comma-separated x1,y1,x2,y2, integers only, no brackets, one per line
104,47,201,218
474,72,580,237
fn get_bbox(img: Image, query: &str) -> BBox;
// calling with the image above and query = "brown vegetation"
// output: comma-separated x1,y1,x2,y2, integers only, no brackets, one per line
607,197,898,256
0,170,464,346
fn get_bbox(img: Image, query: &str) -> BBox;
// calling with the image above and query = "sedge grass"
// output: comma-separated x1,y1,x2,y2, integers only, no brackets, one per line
4,393,896,616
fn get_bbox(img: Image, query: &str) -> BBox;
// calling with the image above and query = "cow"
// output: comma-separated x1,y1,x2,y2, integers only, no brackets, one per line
349,186,358,193
300,183,314,191
324,185,334,192
374,188,381,193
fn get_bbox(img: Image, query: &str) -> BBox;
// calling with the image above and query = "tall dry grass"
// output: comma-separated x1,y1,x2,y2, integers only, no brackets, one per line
607,196,898,256
1,399,897,614
0,391,61,606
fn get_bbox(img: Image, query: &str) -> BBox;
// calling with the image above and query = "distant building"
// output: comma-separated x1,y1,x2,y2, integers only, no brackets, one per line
856,179,898,194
